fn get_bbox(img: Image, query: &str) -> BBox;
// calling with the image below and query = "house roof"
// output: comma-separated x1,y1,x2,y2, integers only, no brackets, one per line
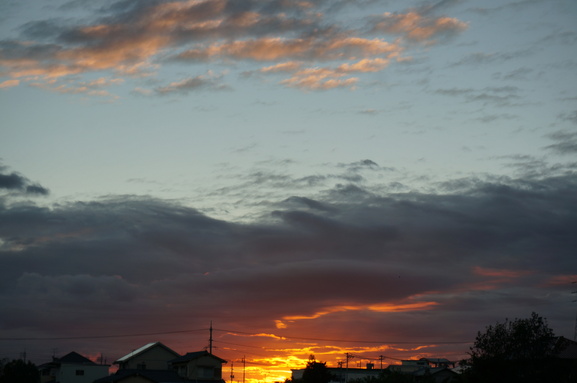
115,342,180,364
419,358,454,364
58,351,98,365
40,351,101,369
169,351,227,364
412,366,458,377
94,369,186,383
553,336,577,359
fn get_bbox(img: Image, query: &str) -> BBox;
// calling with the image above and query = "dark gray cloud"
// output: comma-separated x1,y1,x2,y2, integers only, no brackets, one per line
0,166,49,195
434,86,522,106
544,130,577,155
1,165,576,364
155,74,232,95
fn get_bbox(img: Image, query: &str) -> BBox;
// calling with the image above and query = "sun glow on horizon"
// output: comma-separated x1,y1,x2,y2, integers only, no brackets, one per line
213,330,467,383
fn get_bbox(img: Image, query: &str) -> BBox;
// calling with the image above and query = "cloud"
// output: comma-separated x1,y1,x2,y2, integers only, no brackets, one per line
175,37,401,90
1,164,576,366
173,37,400,62
434,86,521,106
450,50,534,67
0,166,49,196
544,130,577,155
370,10,467,43
28,76,124,97
154,72,231,95
0,0,468,95
0,79,19,88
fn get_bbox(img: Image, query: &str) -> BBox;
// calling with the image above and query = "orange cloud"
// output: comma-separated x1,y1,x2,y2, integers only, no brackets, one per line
337,58,391,73
472,266,533,278
373,11,468,42
276,299,438,327
176,36,402,62
276,56,399,90
281,69,359,91
0,79,19,88
458,266,535,291
0,1,466,94
260,61,304,73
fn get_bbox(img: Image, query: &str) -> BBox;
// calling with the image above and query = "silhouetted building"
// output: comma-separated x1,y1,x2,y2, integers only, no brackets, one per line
96,342,227,383
39,351,109,383
292,358,459,383
292,363,381,383
114,342,180,371
170,350,226,382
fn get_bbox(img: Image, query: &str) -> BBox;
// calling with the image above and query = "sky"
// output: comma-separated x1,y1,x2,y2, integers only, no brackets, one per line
1,0,577,381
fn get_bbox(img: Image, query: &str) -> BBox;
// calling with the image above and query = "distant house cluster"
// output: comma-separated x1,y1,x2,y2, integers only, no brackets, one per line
39,342,226,383
291,336,577,383
291,358,459,383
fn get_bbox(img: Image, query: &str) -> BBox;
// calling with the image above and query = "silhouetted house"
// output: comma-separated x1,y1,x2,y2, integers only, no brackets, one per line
419,358,456,368
39,351,109,383
411,366,459,383
388,359,429,374
386,358,459,383
114,342,180,371
96,342,227,383
170,351,227,382
552,336,577,359
550,336,577,379
292,363,381,383
93,369,185,383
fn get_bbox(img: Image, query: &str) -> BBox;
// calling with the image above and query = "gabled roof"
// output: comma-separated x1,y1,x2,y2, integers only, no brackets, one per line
115,342,180,364
40,351,100,369
170,351,227,364
553,336,577,359
58,351,97,365
420,358,452,364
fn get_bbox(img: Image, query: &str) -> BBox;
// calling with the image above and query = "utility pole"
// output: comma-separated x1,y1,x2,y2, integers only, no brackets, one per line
344,353,354,383
242,356,246,383
230,362,234,383
571,281,577,342
379,355,384,370
209,321,213,354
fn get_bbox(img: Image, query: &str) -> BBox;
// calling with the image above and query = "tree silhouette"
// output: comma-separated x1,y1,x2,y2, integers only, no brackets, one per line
0,359,39,383
463,312,562,383
300,355,333,383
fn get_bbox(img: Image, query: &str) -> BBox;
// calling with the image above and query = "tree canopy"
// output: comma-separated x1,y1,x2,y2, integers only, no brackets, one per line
0,359,39,383
469,311,554,362
301,355,333,383
463,312,576,383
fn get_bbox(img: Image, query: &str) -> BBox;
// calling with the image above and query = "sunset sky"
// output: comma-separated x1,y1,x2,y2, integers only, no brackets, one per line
1,0,577,382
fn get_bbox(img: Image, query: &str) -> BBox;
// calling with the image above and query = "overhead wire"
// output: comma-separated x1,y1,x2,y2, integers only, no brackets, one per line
0,327,472,345
0,328,207,341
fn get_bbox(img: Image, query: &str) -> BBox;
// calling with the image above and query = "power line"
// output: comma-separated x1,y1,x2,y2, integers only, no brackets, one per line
1,327,472,345
0,328,207,341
